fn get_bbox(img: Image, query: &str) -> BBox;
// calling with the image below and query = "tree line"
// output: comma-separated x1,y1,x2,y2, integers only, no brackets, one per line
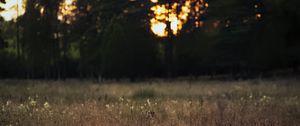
0,0,299,79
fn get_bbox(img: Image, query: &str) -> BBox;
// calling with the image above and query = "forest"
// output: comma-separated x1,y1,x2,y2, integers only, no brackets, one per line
0,0,299,79
1,1,300,125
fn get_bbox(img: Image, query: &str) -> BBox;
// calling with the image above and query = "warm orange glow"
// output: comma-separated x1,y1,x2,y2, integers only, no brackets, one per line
0,0,26,21
35,3,45,16
151,19,167,37
40,7,45,15
150,0,158,3
58,0,77,24
150,0,208,37
150,4,168,37
256,13,262,19
205,3,209,8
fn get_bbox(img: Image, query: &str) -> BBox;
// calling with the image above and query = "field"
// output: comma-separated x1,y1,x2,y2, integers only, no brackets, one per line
0,78,300,126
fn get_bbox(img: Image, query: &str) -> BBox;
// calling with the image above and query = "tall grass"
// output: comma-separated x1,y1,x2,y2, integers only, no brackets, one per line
0,78,299,125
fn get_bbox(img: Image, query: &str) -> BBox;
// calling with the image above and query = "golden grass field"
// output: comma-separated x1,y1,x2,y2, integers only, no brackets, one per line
0,78,300,126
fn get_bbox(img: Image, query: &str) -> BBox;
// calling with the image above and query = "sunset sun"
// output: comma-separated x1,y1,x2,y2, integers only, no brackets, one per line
0,0,26,21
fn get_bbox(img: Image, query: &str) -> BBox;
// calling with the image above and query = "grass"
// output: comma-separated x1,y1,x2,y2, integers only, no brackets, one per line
0,78,299,126
131,89,158,99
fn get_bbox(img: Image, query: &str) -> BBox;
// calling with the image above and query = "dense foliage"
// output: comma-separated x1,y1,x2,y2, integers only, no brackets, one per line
0,0,299,79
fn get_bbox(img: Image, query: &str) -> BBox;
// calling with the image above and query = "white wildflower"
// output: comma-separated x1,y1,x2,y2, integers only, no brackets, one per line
105,104,110,108
30,100,37,106
147,99,151,106
44,102,50,109
6,100,12,106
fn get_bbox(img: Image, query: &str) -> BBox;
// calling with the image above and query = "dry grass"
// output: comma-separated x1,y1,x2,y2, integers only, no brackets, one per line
0,78,299,126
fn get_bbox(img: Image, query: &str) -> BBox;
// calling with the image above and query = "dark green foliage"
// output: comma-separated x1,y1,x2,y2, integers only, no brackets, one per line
101,15,158,78
21,0,60,78
0,36,4,49
0,51,18,78
0,0,299,79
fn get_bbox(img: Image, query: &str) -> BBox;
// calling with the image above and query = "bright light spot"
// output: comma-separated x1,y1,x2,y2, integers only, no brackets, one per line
0,0,26,21
35,3,45,16
151,19,167,37
40,7,44,15
150,0,158,3
256,13,262,19
205,3,209,8
58,0,77,24
150,0,208,37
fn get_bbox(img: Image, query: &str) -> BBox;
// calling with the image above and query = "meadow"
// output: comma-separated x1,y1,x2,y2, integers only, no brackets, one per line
0,78,299,126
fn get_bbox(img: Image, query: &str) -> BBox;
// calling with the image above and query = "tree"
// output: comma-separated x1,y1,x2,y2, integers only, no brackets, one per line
0,0,5,11
22,0,60,78
101,14,158,79
0,0,3,48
